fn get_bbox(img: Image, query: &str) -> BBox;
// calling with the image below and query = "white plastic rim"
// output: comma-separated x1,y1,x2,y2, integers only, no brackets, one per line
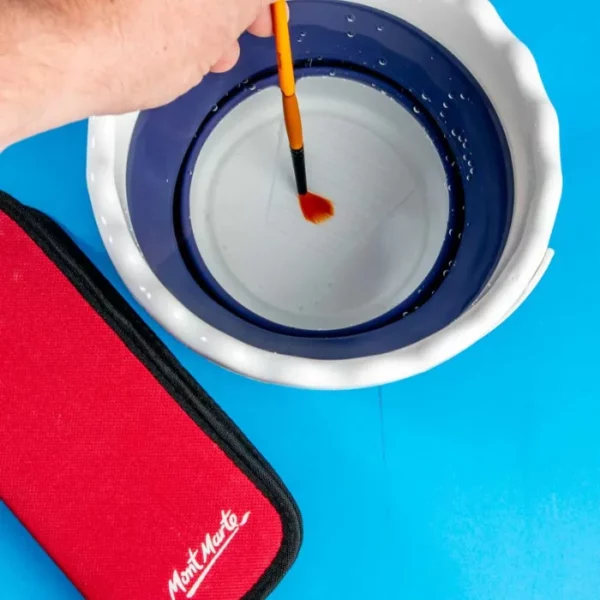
190,77,448,331
87,0,562,390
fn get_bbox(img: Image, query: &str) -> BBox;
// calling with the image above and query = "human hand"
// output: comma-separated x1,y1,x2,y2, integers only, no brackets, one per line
0,0,280,148
85,0,277,114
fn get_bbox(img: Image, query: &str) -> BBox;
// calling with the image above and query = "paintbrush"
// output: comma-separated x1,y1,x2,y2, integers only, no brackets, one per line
271,0,334,224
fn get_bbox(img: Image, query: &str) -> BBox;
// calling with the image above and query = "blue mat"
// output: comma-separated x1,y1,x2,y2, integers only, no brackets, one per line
1,1,599,598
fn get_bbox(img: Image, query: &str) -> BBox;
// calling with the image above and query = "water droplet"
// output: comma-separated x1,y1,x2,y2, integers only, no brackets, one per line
448,260,454,267
166,178,169,183
242,78,249,84
371,83,377,88
329,70,336,76
211,104,218,112
443,270,449,277
402,311,409,317
463,154,468,160
378,57,387,66
447,184,452,191
317,56,323,61
470,167,475,175
448,93,454,99
413,106,420,114
347,31,355,38
418,288,423,294
300,31,307,37
460,93,466,100
458,232,463,240
249,83,256,91
421,93,430,102
462,142,468,149
440,111,445,118
466,174,472,181
451,129,457,137
297,36,303,43
346,13,356,22
444,155,450,162
468,160,473,167
377,24,384,32
443,102,449,109
449,229,453,236
458,135,463,142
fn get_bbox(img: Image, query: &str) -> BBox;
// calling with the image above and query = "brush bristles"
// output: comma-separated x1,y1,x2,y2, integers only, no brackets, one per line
299,192,335,224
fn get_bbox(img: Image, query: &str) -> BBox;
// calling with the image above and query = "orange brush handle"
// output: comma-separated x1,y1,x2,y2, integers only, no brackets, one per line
271,1,295,96
271,1,304,151
282,94,303,151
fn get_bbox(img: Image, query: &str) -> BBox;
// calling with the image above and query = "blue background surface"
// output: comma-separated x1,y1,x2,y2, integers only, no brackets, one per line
1,0,599,598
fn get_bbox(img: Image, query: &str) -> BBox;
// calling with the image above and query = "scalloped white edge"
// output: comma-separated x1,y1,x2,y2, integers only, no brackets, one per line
87,0,562,390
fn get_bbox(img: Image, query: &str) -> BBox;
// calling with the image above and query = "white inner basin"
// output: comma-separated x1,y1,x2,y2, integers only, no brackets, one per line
189,76,449,331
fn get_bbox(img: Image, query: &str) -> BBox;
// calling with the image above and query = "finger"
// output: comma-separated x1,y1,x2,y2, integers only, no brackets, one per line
211,42,241,73
247,7,273,37
248,3,289,37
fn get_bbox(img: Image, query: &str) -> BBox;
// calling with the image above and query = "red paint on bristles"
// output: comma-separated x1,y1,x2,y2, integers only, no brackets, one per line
299,192,335,224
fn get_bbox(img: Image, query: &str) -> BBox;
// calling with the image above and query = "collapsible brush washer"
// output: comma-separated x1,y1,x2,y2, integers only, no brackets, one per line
87,0,562,389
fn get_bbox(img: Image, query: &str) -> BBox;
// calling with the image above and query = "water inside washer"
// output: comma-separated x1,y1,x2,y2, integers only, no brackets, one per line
187,76,449,332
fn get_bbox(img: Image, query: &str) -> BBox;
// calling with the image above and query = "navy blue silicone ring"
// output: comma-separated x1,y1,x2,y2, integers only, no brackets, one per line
126,0,513,360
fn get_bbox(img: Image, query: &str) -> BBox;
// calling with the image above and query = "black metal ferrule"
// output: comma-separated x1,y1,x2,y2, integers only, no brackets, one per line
290,147,308,196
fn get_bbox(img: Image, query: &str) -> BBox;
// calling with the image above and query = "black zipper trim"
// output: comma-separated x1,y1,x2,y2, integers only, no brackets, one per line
0,190,303,599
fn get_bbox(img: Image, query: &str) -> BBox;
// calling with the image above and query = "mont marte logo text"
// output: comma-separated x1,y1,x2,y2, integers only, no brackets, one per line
168,509,251,599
